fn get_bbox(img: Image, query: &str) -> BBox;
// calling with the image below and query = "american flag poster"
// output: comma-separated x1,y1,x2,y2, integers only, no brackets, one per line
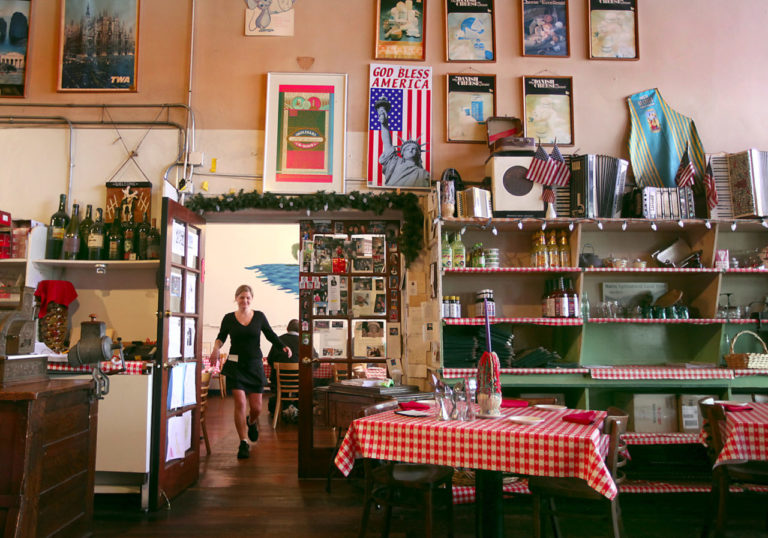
367,64,432,189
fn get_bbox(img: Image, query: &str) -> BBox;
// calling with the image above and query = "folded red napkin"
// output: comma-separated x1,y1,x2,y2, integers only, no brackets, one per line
723,403,752,412
563,411,598,425
501,398,530,408
399,401,430,411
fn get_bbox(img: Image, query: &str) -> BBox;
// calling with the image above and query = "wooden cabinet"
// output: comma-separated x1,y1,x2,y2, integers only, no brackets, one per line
0,379,97,537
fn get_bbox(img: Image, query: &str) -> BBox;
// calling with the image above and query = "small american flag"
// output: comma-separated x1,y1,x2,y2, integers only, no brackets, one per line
704,160,718,209
526,143,555,184
548,142,571,187
674,151,695,188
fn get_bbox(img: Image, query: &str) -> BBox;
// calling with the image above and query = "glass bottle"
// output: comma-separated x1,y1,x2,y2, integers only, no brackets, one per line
565,278,580,319
553,277,569,318
78,204,93,260
136,211,151,260
146,218,161,260
451,233,466,269
558,230,571,268
61,203,80,260
581,291,590,321
441,230,453,269
531,231,548,268
121,202,137,260
46,194,70,259
107,204,124,260
546,230,560,268
542,279,552,317
87,208,105,260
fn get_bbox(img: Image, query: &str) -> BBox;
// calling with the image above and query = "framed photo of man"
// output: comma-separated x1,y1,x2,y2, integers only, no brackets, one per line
375,0,426,61
588,0,638,60
263,72,348,194
58,0,140,91
445,0,495,62
367,64,432,189
521,0,569,58
446,74,496,143
522,76,574,145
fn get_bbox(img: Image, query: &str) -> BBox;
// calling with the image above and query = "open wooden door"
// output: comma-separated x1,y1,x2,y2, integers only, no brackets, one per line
149,198,205,510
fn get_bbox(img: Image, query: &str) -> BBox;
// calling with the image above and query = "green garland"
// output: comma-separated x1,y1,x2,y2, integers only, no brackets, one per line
185,190,425,267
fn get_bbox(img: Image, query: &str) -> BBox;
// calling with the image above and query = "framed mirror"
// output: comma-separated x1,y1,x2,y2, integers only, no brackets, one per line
312,319,348,358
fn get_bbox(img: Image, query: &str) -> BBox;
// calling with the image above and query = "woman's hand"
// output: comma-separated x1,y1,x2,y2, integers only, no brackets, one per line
283,346,292,359
209,347,221,368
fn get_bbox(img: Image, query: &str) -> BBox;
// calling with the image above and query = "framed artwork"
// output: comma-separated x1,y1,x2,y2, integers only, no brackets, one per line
522,76,573,145
367,63,432,189
521,0,569,58
244,0,296,36
446,74,496,143
375,0,426,61
0,0,31,97
58,0,140,91
588,0,638,60
445,0,495,62
263,72,348,194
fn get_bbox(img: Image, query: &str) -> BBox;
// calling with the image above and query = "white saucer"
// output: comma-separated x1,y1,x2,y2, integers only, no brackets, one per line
475,412,504,419
535,404,567,411
508,415,545,425
714,400,749,407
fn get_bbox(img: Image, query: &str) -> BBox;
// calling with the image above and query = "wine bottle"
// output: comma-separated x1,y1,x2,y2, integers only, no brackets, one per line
87,208,105,260
121,202,137,260
136,211,151,260
78,204,93,260
61,203,80,260
46,194,70,259
107,205,124,260
146,218,161,260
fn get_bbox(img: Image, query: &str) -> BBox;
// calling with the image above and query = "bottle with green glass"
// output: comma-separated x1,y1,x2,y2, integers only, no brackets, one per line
107,205,124,260
441,230,452,269
46,194,70,259
136,211,151,260
77,204,93,260
145,218,161,260
451,233,466,269
87,208,106,260
61,203,80,260
121,202,137,260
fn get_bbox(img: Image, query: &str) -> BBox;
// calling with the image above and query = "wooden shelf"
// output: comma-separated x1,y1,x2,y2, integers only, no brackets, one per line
33,259,159,270
443,317,583,326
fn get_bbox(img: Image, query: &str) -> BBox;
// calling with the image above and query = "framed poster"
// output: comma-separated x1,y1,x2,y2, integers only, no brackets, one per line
244,0,296,36
445,0,495,62
58,0,139,91
0,0,31,97
521,0,569,58
263,72,348,194
375,0,426,61
446,73,496,143
522,76,573,145
588,0,638,60
367,64,432,189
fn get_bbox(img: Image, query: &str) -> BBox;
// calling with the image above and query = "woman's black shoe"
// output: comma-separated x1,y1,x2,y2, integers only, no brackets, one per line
237,440,250,459
247,419,259,442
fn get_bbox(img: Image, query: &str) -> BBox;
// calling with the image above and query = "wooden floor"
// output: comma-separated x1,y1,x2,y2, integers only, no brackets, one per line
92,393,768,537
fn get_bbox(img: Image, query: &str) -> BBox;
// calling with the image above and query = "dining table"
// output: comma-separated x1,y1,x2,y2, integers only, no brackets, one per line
334,403,613,538
711,401,768,466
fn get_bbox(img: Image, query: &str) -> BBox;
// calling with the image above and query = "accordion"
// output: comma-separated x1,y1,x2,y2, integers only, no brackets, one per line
569,155,628,218
640,186,696,219
457,187,493,218
727,149,768,218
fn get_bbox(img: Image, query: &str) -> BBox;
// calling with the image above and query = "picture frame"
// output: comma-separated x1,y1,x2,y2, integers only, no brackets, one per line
375,0,426,61
263,72,348,194
445,0,495,62
522,76,574,146
588,0,638,60
367,64,433,189
521,0,569,58
57,0,140,92
446,73,496,143
0,0,32,97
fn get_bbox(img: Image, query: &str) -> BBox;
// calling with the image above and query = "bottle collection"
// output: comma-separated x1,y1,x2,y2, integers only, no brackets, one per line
45,194,160,261
541,276,580,318
531,230,572,268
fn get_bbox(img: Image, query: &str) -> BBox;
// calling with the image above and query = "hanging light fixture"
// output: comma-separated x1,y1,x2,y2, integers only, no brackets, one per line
731,221,737,231
621,221,628,231
568,221,574,231
517,220,524,230
597,220,603,230
651,221,657,231
678,220,684,228
705,220,712,229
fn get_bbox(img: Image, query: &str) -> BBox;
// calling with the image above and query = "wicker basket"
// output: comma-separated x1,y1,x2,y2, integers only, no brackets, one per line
724,330,768,369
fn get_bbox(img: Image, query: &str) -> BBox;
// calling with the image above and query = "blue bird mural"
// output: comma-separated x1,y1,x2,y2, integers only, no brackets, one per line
246,264,300,296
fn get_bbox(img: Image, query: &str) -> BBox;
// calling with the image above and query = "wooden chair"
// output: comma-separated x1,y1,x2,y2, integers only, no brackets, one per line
332,363,350,382
358,400,454,538
200,370,211,455
698,398,768,537
272,362,300,429
528,408,629,538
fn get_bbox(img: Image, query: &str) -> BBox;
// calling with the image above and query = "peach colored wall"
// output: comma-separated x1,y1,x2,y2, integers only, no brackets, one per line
10,0,768,187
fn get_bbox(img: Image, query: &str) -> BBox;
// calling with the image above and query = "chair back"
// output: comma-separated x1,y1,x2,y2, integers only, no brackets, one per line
275,362,300,398
602,408,628,483
201,370,211,413
332,363,349,382
361,399,399,418
699,398,727,455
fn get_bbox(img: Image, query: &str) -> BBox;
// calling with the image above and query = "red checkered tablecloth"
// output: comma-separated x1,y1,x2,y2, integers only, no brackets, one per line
335,406,617,499
443,368,590,379
588,367,734,380
47,360,145,375
733,369,768,377
623,433,699,445
714,402,768,467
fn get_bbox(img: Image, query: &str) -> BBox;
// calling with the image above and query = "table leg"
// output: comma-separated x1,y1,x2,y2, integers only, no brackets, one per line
475,469,504,538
